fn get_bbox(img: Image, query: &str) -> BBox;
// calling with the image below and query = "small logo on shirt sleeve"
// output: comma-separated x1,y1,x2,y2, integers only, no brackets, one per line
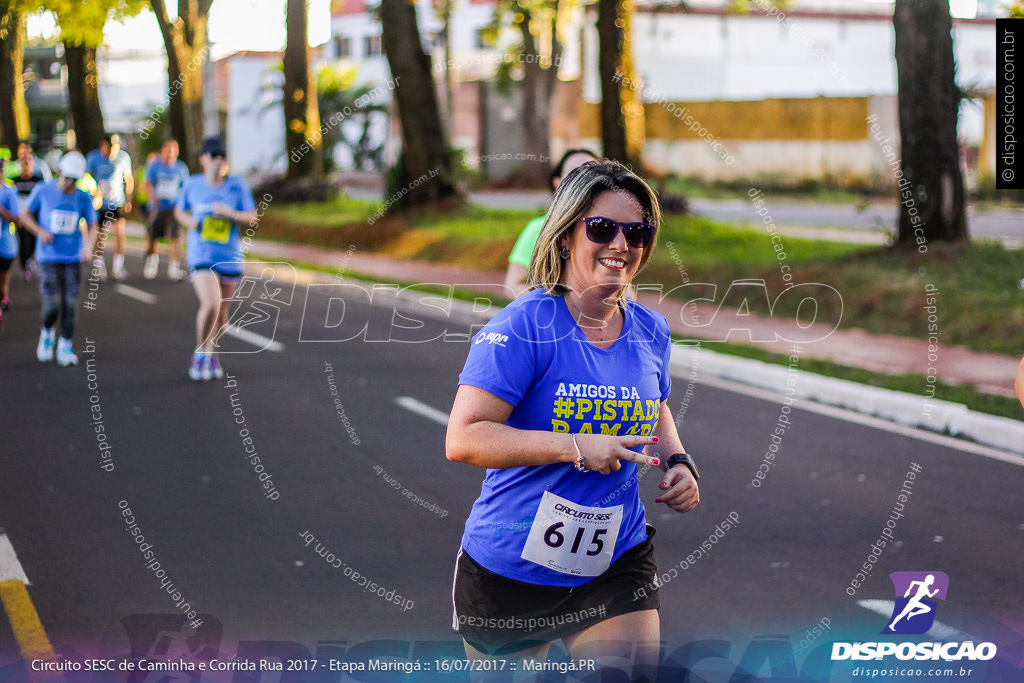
475,331,509,347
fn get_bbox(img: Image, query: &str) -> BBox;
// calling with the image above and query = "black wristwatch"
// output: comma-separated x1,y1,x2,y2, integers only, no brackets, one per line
666,452,700,481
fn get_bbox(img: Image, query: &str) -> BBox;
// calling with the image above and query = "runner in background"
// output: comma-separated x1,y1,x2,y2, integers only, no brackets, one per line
137,153,156,224
20,152,99,366
0,161,22,329
174,137,257,382
503,149,598,298
143,140,189,280
11,145,49,281
4,143,52,182
44,144,62,177
86,134,133,280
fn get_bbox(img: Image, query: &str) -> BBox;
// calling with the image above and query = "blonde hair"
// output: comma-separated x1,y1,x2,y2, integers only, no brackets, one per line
526,160,661,298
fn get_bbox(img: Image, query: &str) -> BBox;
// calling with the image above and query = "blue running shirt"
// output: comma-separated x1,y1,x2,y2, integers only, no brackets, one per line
458,288,672,586
0,184,20,259
85,149,132,210
25,181,99,264
145,159,190,211
177,174,255,274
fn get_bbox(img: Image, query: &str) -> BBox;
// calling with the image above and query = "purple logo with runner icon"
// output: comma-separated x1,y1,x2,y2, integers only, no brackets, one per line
882,571,949,635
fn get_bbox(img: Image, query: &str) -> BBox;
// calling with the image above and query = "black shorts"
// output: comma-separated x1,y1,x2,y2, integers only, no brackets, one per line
100,207,124,225
452,526,660,656
148,209,179,240
0,255,12,272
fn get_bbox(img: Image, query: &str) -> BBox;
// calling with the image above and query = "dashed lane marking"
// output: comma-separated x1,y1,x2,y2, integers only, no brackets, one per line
395,396,450,427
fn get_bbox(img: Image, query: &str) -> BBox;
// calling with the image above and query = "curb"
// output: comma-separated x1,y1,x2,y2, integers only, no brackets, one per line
668,344,1024,456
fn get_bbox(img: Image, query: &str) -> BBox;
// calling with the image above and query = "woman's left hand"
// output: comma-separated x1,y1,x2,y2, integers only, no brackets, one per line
655,465,699,513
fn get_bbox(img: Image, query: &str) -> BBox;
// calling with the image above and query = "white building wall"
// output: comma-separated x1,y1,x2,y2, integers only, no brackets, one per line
225,56,287,176
585,11,994,104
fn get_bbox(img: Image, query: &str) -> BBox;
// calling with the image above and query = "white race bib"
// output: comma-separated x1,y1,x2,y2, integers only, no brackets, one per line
155,179,180,200
49,209,79,235
521,491,622,577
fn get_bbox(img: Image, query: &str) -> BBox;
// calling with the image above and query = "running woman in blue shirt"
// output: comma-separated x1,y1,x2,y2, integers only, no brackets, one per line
447,161,700,677
143,138,190,280
20,152,99,366
174,137,256,381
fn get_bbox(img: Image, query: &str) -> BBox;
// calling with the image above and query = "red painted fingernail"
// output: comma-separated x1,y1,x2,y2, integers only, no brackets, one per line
660,482,669,489
655,498,662,504
651,458,660,466
652,437,659,443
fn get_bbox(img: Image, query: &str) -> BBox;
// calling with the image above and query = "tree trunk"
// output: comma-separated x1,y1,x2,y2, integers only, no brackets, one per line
63,42,105,153
379,0,458,207
151,0,211,170
893,0,967,246
597,0,643,169
517,9,551,187
0,5,29,147
284,0,322,180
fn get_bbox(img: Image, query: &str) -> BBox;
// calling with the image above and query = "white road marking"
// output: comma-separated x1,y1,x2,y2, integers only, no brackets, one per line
689,374,1024,467
396,396,450,427
0,534,30,584
114,284,157,304
856,599,968,641
223,325,285,352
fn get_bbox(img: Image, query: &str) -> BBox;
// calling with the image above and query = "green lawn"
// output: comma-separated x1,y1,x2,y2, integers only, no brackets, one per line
262,197,1024,356
257,195,1024,420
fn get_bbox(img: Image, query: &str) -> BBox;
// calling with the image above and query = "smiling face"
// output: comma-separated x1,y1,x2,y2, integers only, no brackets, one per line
559,190,646,297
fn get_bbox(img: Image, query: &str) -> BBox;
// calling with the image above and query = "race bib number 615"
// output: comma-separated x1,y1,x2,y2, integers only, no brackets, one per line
521,491,622,577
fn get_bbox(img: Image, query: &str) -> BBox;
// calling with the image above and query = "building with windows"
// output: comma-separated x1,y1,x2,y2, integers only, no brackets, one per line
322,0,1001,185
21,46,68,150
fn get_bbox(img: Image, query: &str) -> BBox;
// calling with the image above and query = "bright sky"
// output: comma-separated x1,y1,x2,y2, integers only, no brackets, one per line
28,0,333,59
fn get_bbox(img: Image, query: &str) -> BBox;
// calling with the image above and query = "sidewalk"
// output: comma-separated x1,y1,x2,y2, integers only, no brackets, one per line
249,238,1021,399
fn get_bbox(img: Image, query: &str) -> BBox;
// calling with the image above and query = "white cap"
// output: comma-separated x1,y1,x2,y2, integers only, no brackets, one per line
59,151,86,180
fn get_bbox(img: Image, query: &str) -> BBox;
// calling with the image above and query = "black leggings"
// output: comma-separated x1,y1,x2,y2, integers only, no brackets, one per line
17,225,36,270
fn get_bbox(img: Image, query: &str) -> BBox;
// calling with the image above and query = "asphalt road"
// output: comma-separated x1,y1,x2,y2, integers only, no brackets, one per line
1,255,1021,682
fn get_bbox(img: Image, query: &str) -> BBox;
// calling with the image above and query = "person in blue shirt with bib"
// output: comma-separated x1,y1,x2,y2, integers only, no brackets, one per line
86,133,133,280
19,152,99,366
174,136,256,382
447,161,701,676
143,138,190,281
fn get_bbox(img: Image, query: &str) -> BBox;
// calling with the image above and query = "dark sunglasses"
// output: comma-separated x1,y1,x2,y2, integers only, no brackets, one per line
209,152,226,159
582,216,656,249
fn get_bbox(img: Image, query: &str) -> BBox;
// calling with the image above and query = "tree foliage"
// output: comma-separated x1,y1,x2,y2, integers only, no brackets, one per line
44,0,148,48
316,64,387,172
486,0,567,185
42,0,147,152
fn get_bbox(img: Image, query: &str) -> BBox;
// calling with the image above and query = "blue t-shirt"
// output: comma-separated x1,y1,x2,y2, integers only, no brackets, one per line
0,184,20,258
85,149,132,209
25,181,99,264
458,289,673,586
145,159,190,210
177,174,256,274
